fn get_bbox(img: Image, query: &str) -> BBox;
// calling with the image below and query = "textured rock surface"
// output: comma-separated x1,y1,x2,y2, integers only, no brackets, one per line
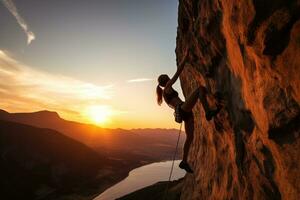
176,0,300,199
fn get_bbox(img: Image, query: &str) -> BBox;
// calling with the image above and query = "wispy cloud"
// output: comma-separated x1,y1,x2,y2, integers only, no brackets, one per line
0,50,114,121
127,78,153,83
2,0,35,44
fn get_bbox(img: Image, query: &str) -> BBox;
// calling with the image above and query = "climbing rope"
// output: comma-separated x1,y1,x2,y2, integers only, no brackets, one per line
163,122,183,200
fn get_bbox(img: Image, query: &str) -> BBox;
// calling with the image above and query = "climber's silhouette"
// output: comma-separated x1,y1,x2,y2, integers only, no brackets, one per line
156,48,221,173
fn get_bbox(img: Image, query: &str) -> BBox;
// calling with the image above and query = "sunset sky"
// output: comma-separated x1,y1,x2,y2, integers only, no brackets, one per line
0,0,183,129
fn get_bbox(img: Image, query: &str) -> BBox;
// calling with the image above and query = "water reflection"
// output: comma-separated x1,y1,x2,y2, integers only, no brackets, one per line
94,160,185,200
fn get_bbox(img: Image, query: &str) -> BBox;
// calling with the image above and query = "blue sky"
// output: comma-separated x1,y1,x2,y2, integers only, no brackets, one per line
0,0,182,128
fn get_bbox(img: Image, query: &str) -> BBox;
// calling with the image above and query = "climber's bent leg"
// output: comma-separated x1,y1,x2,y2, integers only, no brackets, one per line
181,86,209,113
182,86,222,121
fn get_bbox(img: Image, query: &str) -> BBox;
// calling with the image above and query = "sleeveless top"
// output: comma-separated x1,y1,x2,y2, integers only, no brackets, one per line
163,88,179,104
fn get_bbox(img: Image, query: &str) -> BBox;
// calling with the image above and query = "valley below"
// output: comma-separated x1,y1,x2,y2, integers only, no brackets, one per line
0,109,185,200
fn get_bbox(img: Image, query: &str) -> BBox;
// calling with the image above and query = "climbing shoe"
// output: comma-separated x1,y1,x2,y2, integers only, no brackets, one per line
205,104,222,121
179,161,194,173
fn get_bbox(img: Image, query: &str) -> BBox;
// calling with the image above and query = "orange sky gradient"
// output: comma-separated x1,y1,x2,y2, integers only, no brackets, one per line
0,50,182,129
0,1,180,129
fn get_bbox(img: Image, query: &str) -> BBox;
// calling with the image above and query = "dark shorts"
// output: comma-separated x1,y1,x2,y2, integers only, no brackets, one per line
174,104,193,123
179,106,193,121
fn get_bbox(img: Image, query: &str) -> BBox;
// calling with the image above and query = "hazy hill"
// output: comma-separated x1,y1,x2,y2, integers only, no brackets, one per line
0,109,110,143
0,109,185,163
0,120,124,200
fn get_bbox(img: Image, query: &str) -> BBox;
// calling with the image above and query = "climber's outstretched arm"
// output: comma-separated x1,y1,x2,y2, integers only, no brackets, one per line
165,49,189,90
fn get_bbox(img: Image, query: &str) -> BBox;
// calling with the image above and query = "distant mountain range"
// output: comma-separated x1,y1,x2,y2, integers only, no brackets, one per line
0,109,185,200
0,109,185,162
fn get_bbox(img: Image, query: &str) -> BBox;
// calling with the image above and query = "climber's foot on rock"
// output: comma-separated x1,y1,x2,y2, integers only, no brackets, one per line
179,161,194,173
205,105,222,121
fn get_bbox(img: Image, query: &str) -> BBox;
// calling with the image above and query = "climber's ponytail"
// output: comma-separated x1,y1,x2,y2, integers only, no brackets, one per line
156,85,163,106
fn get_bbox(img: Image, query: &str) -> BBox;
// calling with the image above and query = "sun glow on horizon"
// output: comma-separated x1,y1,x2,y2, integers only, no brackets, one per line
0,49,178,129
85,105,113,125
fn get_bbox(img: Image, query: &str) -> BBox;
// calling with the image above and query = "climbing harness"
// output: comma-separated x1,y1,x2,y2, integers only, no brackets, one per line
163,122,183,200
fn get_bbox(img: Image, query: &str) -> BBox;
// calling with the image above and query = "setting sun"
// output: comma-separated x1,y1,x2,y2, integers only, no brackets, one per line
86,105,112,125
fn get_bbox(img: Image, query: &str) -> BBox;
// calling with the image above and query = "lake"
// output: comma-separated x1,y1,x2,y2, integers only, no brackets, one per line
94,160,185,200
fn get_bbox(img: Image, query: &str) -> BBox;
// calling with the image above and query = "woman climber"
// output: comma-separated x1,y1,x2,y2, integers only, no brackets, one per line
156,48,221,173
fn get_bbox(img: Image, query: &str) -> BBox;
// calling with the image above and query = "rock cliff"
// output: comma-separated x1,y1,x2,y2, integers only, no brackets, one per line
176,0,300,199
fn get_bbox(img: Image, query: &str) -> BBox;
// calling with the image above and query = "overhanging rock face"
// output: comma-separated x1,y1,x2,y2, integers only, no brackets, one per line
176,0,300,199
